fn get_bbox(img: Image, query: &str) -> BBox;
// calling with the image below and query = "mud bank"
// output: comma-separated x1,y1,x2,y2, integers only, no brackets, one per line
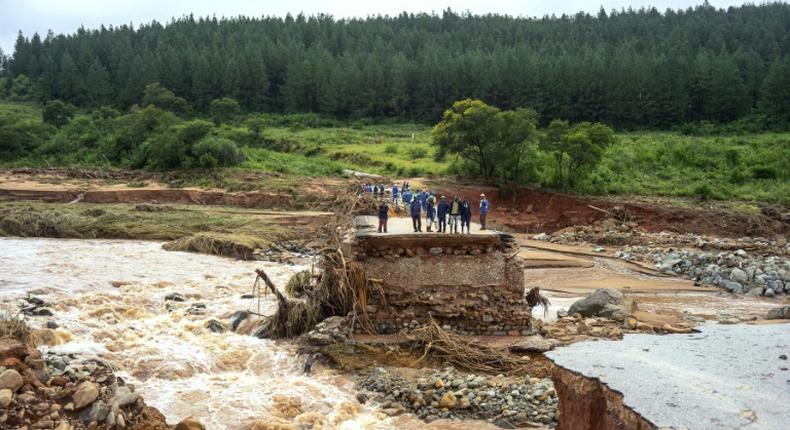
426,182,787,238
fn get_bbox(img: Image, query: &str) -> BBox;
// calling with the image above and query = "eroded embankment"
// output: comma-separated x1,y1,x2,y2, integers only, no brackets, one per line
549,365,655,430
426,182,788,238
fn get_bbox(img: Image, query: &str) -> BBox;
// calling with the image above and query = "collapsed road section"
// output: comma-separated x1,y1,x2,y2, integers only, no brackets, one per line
546,323,790,430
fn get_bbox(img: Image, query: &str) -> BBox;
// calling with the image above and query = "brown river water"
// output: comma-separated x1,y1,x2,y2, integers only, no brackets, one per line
0,238,390,429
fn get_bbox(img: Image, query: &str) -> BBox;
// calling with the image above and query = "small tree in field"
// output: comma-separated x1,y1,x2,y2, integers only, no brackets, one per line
42,100,75,128
541,120,614,190
209,97,241,124
432,99,539,180
142,83,191,116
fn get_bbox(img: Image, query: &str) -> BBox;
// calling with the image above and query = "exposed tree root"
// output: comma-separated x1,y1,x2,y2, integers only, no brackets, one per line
407,317,528,374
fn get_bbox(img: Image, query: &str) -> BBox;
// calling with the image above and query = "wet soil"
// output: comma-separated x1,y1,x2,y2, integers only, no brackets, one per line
422,178,788,238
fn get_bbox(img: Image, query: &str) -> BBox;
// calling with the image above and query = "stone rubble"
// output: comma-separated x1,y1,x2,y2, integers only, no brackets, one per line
0,336,175,430
357,367,559,428
617,246,789,296
533,219,789,297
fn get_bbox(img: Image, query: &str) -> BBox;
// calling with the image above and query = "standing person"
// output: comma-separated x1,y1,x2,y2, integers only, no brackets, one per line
392,183,399,204
460,196,472,234
479,194,490,230
377,200,389,233
425,195,436,232
437,196,450,233
372,184,378,196
402,187,412,208
410,196,422,232
449,196,461,234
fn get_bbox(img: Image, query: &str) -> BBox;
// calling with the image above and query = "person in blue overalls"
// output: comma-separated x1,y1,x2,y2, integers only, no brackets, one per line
392,183,399,204
409,196,422,232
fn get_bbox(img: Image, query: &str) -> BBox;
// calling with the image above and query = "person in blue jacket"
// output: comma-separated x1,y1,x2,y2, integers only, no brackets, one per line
419,190,428,210
402,188,412,207
479,193,490,230
409,196,422,232
392,183,399,204
436,196,450,233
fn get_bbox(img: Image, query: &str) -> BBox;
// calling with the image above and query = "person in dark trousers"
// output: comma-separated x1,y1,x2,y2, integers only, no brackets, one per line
449,196,461,233
410,196,422,232
425,195,436,232
479,193,490,230
460,196,472,234
437,196,450,233
377,200,389,233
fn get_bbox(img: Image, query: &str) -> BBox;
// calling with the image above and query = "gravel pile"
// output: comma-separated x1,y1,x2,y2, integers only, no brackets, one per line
357,367,558,428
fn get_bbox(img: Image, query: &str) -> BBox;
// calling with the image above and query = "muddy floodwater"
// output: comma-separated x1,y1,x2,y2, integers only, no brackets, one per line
0,238,388,429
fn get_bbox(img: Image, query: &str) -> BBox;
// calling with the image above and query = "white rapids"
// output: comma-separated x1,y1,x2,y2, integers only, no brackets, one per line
0,237,389,429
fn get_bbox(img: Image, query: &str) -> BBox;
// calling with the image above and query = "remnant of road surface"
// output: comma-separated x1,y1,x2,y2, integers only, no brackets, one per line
546,323,790,430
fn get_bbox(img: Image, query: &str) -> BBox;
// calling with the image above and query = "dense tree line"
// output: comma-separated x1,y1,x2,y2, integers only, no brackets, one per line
0,3,789,127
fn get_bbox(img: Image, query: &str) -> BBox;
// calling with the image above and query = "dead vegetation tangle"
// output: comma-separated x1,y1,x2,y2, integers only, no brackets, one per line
254,185,386,338
408,317,528,374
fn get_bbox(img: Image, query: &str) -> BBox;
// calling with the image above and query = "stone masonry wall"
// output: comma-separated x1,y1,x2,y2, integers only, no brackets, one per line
349,235,532,335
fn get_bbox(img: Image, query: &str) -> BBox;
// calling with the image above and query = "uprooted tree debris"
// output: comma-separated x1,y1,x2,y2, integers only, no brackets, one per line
250,185,386,338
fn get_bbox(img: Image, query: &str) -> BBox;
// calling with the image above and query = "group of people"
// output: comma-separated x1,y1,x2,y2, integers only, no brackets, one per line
362,182,388,197
376,183,490,234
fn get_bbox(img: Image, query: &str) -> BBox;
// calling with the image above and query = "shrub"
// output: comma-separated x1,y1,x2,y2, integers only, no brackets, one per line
144,134,190,170
692,182,713,200
42,100,76,128
191,136,244,167
384,144,399,154
406,147,428,159
209,97,241,124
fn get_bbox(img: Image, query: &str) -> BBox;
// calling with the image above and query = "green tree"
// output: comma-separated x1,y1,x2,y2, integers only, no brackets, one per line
85,58,112,106
209,97,241,124
541,120,614,190
42,100,76,128
540,119,571,188
760,59,790,125
432,99,502,178
141,82,191,116
56,53,82,104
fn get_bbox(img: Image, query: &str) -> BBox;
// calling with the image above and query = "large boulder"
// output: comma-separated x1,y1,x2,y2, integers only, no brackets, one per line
0,337,27,361
729,268,749,283
0,369,24,392
766,305,790,320
568,288,632,321
72,381,100,409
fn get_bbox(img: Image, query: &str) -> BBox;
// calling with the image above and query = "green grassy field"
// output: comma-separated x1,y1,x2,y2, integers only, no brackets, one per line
244,123,443,177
